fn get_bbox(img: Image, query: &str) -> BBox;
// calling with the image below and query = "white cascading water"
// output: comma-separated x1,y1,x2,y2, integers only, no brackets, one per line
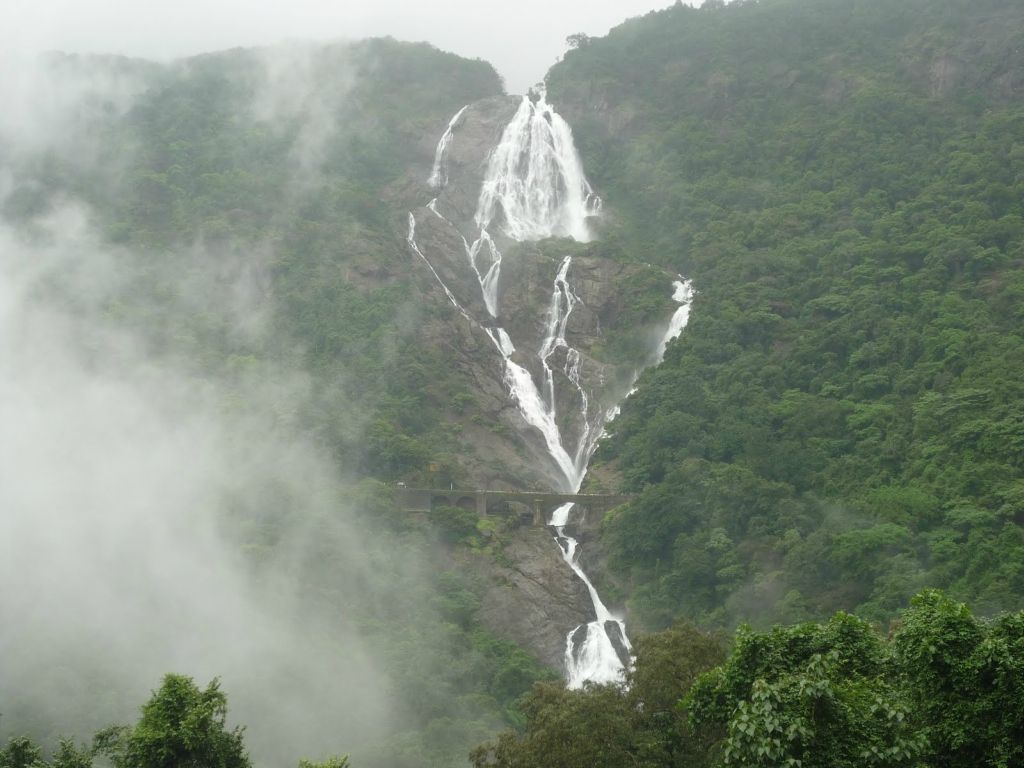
463,87,601,317
474,90,599,243
408,91,693,687
656,279,695,361
604,278,695,429
550,501,631,687
406,213,473,323
428,105,468,190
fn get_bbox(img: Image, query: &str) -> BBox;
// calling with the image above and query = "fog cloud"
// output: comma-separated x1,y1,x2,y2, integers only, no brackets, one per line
249,44,359,191
0,51,426,761
0,199,409,764
6,0,700,94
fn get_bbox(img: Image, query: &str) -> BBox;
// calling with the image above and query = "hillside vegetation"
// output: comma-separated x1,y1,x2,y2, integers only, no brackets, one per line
7,39,503,484
475,4,1024,765
548,0,1024,629
471,591,1024,768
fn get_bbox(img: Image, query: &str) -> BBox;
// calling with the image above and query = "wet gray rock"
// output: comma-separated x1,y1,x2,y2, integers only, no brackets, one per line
458,525,594,670
429,96,520,227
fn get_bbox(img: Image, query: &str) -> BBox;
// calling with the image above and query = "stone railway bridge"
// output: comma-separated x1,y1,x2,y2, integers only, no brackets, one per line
396,487,631,525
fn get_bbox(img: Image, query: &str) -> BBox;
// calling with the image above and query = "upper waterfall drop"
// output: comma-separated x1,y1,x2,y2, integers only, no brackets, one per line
475,88,600,243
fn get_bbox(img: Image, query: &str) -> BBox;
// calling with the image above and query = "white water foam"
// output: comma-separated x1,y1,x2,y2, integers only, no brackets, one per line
655,279,695,361
475,89,598,242
550,502,632,688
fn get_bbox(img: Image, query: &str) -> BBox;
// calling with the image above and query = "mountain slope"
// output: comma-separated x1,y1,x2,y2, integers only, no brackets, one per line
547,0,1024,629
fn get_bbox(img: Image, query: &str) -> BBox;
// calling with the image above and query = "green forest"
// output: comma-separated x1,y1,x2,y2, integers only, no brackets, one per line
473,591,1023,768
5,0,1024,766
549,0,1024,630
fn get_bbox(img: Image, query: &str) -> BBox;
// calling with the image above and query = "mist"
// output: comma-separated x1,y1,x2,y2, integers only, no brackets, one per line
0,208,410,767
5,0,700,94
0,50,433,766
0,1,691,759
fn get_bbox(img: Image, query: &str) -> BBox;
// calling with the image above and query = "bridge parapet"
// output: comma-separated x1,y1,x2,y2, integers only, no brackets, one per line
394,487,631,524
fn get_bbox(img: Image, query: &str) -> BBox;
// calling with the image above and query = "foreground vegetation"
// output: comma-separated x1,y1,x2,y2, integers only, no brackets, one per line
10,591,1020,768
1,674,339,768
471,591,1023,768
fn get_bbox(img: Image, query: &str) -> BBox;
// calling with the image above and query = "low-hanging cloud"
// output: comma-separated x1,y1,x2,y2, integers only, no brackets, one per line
0,32,479,761
249,43,359,191
6,0,699,95
0,199,414,764
0,49,152,178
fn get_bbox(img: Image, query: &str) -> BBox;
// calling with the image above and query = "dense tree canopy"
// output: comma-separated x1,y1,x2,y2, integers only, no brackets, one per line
95,676,250,768
548,0,1024,630
473,592,1024,768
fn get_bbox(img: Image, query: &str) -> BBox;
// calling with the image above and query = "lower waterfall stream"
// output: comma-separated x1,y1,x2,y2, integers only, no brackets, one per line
410,90,694,686
550,501,632,687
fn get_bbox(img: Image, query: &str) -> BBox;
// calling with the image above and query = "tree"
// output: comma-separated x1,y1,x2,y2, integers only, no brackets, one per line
627,623,725,767
50,741,93,768
0,738,44,768
469,682,635,768
96,675,250,768
687,614,924,768
469,622,723,768
0,738,92,768
565,34,591,50
894,590,1024,768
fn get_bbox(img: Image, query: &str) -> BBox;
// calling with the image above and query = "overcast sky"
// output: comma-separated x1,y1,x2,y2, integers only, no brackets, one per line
5,0,700,93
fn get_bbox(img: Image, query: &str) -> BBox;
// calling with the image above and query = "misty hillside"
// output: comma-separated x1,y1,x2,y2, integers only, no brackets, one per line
2,38,555,768
4,39,506,484
5,1,1024,768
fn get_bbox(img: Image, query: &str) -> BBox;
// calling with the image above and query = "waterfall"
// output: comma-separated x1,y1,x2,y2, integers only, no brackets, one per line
656,279,695,361
474,89,599,243
550,502,631,687
406,213,473,322
467,229,502,318
553,287,694,688
411,92,693,688
428,105,468,190
461,87,601,317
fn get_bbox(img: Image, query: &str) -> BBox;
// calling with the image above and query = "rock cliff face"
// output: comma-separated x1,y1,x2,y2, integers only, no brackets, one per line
426,97,521,225
454,523,592,669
